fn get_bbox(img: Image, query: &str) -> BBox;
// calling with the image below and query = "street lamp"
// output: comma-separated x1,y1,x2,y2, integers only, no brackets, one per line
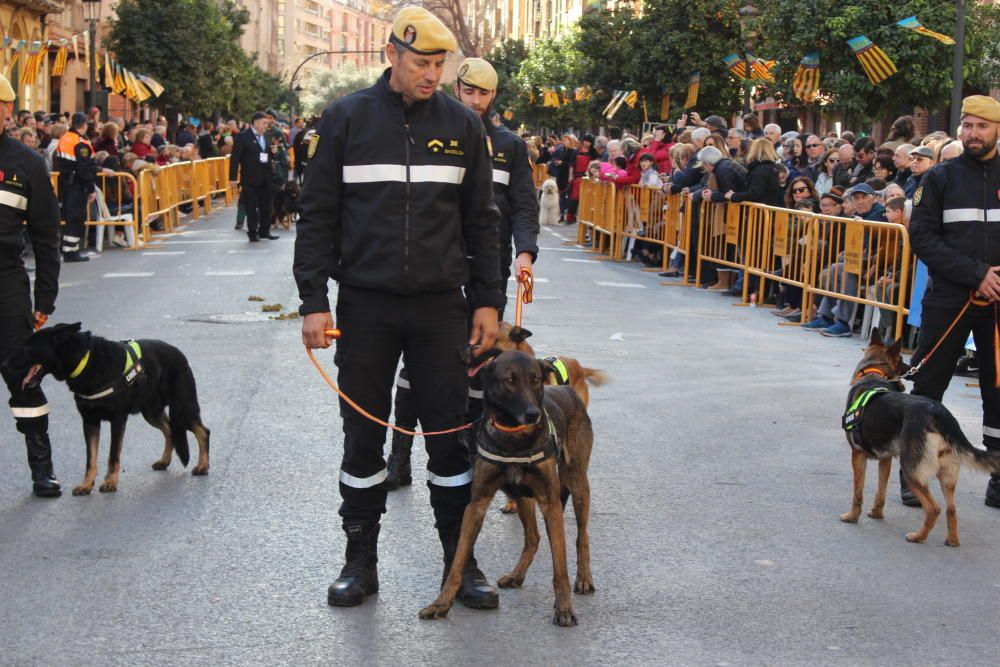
82,0,102,113
737,0,762,117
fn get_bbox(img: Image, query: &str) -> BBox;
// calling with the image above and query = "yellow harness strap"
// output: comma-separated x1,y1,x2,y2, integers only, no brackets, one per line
124,340,142,373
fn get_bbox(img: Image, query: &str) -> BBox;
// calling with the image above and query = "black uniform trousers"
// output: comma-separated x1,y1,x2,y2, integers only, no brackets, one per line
239,184,272,239
912,303,1000,451
335,286,472,529
60,186,87,254
0,275,49,435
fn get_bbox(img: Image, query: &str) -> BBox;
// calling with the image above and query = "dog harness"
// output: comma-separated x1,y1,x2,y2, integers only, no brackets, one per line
544,357,570,386
477,410,559,467
842,387,889,446
74,340,144,402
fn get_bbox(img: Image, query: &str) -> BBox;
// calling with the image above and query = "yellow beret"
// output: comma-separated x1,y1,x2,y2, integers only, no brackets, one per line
391,7,456,56
458,58,497,92
961,95,1000,123
0,74,15,103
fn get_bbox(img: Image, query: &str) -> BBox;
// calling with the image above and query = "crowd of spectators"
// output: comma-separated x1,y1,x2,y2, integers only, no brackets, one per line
526,110,969,341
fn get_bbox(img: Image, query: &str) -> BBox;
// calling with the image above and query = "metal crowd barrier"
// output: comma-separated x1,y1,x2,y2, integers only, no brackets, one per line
555,175,913,340
532,163,548,189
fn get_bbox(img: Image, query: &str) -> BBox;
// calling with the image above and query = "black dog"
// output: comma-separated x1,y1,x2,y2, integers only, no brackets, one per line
5,323,210,495
841,329,1000,546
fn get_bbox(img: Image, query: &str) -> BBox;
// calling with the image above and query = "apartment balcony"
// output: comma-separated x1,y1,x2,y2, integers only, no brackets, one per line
11,0,65,12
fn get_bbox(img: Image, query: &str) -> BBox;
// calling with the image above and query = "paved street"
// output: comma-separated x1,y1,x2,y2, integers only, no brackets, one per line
2,203,999,666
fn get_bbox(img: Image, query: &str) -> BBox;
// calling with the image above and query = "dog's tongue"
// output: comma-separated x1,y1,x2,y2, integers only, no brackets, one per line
467,360,489,378
21,364,41,391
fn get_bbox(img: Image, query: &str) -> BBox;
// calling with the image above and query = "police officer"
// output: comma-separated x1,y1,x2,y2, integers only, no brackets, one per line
294,8,504,608
0,74,63,497
908,95,1000,508
384,58,540,488
54,112,96,263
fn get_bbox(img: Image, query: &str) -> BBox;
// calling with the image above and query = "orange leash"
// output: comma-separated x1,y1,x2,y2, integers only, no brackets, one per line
305,328,478,437
514,266,534,327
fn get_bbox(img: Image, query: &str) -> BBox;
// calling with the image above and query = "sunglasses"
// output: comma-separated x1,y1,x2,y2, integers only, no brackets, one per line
827,158,840,163
806,143,823,148
792,187,809,194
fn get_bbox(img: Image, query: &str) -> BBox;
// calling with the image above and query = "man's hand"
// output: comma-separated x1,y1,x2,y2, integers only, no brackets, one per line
977,266,1000,302
701,188,713,201
469,307,499,354
87,192,97,203
676,115,687,129
513,252,533,277
229,180,239,189
690,111,703,126
302,311,335,349
33,312,48,331
724,190,735,200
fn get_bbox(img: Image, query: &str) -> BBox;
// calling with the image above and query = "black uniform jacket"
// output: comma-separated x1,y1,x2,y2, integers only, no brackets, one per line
294,69,504,315
0,134,60,314
909,151,1000,308
229,129,271,187
488,123,538,260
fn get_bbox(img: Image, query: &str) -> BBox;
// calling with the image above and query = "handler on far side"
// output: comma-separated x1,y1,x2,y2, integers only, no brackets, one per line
907,94,1000,508
293,7,505,609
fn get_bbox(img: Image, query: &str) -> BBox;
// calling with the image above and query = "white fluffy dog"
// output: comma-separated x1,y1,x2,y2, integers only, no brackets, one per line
539,178,561,226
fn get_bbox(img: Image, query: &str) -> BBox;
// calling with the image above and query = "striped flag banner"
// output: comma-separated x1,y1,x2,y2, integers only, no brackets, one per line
20,42,45,86
684,71,700,109
897,16,955,45
746,54,775,82
847,35,897,85
660,91,671,121
52,46,70,77
138,74,164,98
624,90,638,109
103,51,114,88
723,53,749,79
602,90,624,117
792,52,820,102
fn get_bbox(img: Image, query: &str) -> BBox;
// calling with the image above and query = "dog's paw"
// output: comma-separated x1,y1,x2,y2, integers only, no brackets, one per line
500,500,518,514
151,461,169,471
418,602,451,620
839,512,860,523
905,532,926,543
574,577,595,595
497,573,524,589
98,482,118,493
552,607,578,627
72,484,93,496
192,466,209,476
868,508,885,519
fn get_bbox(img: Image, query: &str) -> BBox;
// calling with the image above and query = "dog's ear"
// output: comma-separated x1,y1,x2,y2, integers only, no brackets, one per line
886,337,903,360
868,328,884,347
49,322,82,335
508,326,533,343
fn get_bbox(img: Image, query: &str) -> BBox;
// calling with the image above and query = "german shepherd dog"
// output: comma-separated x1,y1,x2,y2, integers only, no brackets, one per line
841,330,1000,546
420,351,594,626
5,323,210,495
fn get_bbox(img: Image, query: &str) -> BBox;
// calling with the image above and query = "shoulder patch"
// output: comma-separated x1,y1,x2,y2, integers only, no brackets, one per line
307,133,320,159
913,186,923,206
78,146,91,159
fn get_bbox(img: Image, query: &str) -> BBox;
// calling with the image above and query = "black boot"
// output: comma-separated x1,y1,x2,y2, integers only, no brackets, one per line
440,527,499,610
327,521,380,606
384,432,413,491
985,474,1000,509
899,470,919,507
25,433,61,498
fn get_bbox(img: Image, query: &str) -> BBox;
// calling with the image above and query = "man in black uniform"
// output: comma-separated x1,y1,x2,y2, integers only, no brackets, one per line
385,58,539,488
229,112,278,242
0,74,63,497
907,95,1000,507
54,112,95,263
294,7,504,608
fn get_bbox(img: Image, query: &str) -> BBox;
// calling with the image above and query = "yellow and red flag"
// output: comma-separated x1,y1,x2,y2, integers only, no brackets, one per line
847,36,897,85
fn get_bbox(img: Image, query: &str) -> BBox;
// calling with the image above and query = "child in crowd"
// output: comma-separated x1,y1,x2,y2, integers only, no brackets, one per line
638,153,660,187
587,160,601,181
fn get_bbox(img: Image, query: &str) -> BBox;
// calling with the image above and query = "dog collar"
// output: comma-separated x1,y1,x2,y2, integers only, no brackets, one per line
69,350,90,379
852,366,888,383
479,411,558,467
491,419,537,434
75,341,144,402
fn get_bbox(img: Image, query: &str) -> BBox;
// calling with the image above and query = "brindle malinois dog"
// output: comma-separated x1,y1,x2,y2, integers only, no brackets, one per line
841,329,1000,546
419,350,594,626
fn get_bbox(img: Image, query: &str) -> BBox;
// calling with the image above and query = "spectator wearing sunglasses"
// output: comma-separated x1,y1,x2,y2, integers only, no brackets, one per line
802,135,826,182
814,148,840,195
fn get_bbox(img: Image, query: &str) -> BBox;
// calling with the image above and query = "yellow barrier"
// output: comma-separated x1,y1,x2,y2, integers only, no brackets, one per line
137,168,177,244
576,179,599,245
532,163,548,189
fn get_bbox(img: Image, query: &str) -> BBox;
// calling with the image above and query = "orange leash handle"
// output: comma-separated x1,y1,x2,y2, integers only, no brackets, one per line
306,329,476,437
514,266,534,328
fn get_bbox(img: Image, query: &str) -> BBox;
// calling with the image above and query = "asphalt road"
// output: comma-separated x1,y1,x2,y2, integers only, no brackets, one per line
2,204,999,666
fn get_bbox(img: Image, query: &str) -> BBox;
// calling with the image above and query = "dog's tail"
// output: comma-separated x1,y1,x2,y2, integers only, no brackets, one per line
937,410,1000,475
167,360,200,468
582,367,607,387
